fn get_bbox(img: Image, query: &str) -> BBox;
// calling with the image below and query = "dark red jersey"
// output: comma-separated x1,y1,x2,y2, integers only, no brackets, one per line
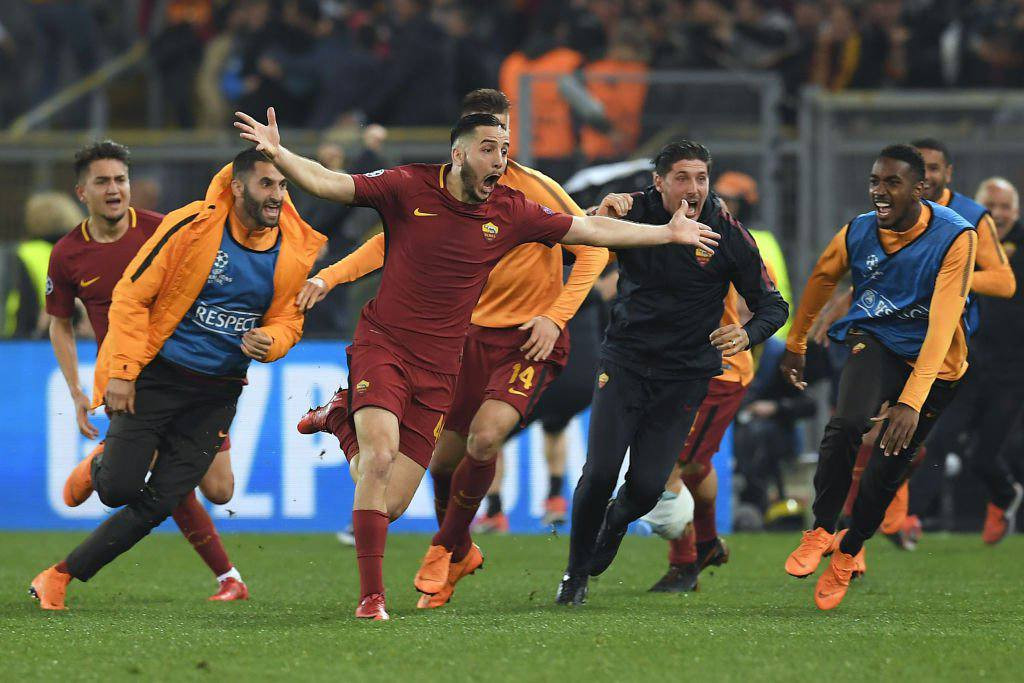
46,207,164,348
351,163,573,374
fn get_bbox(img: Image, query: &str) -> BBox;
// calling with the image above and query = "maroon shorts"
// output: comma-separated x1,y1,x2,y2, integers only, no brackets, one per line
342,339,458,468
677,378,748,479
445,324,569,436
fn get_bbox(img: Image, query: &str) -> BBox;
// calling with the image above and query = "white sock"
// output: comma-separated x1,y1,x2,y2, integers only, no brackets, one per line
217,567,242,583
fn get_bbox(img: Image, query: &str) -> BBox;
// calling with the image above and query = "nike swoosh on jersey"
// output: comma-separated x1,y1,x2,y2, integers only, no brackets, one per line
218,431,229,438
80,276,101,288
414,208,438,217
508,388,528,397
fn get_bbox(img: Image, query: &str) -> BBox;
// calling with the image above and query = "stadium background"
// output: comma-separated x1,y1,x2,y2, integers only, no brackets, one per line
1,0,1023,535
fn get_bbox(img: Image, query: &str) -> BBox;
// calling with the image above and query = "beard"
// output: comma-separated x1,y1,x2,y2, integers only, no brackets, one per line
242,186,280,228
460,163,484,203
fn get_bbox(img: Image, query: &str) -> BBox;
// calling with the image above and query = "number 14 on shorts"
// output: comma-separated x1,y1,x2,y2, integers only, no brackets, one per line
508,362,535,397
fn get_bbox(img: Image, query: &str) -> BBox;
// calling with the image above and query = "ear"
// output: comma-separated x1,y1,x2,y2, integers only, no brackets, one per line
230,177,245,198
912,179,925,200
451,144,463,166
653,173,663,193
74,184,85,203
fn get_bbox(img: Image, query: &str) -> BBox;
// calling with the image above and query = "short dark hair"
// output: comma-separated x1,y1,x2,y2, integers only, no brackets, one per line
878,144,926,181
232,148,270,178
460,89,511,116
74,140,130,180
653,141,712,176
911,137,951,165
450,113,504,147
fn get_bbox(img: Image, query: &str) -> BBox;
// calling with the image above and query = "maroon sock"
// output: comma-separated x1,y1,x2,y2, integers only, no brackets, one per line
432,469,453,528
353,509,389,598
693,497,718,544
172,490,233,577
669,529,697,565
432,456,495,552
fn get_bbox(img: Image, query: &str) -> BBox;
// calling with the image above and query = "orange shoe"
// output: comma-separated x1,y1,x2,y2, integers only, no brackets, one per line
982,483,1023,545
29,565,71,610
814,550,858,610
63,444,103,507
417,543,485,609
413,544,453,595
355,592,389,620
829,529,867,578
542,496,568,526
880,481,909,535
471,512,509,534
208,577,249,601
785,527,835,578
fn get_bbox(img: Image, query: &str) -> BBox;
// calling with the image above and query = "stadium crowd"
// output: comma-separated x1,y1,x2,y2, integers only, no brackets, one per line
4,0,1024,130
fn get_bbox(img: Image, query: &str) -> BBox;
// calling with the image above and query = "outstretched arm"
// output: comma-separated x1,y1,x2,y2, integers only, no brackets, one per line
560,204,720,251
235,107,356,203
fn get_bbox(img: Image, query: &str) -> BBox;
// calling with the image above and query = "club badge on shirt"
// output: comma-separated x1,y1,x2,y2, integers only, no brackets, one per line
695,247,713,266
356,379,371,394
597,372,609,389
482,222,499,242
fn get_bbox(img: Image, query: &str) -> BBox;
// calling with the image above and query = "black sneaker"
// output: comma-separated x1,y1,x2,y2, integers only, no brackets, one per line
648,563,699,593
697,536,730,570
588,514,628,577
555,573,588,606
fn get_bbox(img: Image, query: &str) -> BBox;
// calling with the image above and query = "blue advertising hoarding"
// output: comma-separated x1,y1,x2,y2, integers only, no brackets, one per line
1,340,731,533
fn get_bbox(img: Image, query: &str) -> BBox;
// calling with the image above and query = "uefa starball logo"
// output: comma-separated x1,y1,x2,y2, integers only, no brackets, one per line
208,250,234,285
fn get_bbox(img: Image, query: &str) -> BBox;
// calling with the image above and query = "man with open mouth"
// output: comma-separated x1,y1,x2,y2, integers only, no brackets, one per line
780,144,978,610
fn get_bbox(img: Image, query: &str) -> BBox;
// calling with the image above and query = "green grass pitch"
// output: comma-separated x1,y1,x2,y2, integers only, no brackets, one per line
2,532,1022,681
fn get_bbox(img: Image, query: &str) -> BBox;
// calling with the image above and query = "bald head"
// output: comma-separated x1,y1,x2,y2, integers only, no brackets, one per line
976,177,1020,238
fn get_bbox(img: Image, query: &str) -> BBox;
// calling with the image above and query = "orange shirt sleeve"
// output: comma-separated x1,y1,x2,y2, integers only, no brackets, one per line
316,232,385,288
785,225,850,354
969,214,1016,298
898,230,977,411
543,243,609,328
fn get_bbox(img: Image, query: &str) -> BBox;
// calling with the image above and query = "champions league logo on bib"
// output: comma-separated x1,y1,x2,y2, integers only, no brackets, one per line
208,250,234,286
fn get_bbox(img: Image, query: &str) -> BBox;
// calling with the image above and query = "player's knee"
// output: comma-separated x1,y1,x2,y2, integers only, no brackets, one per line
200,475,234,505
466,426,505,461
824,415,869,444
95,471,144,508
359,446,397,482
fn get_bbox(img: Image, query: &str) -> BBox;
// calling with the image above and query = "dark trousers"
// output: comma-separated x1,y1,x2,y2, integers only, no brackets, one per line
909,367,1022,517
567,359,708,574
811,332,959,552
65,358,241,581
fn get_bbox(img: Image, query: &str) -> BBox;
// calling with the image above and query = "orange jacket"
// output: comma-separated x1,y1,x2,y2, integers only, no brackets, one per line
580,59,648,161
500,47,584,159
92,164,326,406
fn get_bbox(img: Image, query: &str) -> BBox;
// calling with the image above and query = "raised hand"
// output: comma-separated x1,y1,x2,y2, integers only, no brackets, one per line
234,107,281,160
667,204,720,253
597,193,634,218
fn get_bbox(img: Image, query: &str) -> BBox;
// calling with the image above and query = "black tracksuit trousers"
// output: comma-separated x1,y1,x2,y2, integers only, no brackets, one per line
65,357,241,581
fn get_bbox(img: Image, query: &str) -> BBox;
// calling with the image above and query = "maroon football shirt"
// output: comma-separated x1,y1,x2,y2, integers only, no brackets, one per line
46,207,164,348
352,163,573,374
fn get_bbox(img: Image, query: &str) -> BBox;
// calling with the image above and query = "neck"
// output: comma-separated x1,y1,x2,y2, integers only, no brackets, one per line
87,211,130,243
445,166,475,204
891,201,923,233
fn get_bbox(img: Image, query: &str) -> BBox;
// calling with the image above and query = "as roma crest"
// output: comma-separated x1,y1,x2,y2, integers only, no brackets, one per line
597,372,609,389
356,379,371,394
695,247,713,266
482,222,499,241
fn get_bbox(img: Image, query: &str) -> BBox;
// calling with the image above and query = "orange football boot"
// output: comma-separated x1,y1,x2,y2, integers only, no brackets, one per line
63,443,103,507
829,529,867,578
982,483,1023,545
209,577,249,601
417,543,485,609
29,565,71,611
355,592,389,620
880,481,909,535
814,550,859,610
471,512,509,534
414,544,453,595
785,527,835,578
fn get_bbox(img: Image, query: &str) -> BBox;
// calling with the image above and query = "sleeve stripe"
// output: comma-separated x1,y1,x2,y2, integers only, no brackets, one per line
129,213,198,282
960,231,976,298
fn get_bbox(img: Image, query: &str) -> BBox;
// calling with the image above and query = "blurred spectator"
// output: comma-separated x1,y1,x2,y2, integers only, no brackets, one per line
500,14,583,179
959,0,1024,87
2,193,82,338
26,0,101,125
580,27,649,163
308,15,382,129
354,0,455,125
148,0,215,127
812,0,908,91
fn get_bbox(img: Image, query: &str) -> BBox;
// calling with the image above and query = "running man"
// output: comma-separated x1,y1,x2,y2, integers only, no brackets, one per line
235,108,719,619
781,144,977,610
29,149,325,610
46,140,247,601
